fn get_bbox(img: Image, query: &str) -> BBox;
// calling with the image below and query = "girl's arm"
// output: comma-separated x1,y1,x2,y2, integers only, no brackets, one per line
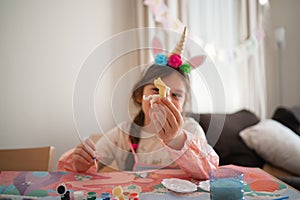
166,130,219,180
56,138,99,173
57,125,127,172
152,98,219,179
163,118,219,180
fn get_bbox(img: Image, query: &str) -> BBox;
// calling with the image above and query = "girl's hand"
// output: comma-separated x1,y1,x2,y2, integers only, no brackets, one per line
72,138,97,172
151,98,186,149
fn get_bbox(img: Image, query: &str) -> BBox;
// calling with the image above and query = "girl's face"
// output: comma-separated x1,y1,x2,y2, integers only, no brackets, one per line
141,72,187,126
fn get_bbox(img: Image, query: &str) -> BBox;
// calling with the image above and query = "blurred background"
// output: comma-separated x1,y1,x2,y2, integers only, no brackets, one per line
0,0,299,168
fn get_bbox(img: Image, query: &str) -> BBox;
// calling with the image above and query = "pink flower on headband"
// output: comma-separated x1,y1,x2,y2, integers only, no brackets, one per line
168,54,182,68
132,143,138,150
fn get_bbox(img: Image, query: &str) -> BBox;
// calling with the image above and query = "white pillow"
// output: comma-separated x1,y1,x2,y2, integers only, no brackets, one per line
240,119,300,175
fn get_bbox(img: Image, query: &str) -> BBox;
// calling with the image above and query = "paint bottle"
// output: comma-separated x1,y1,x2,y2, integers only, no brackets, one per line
73,191,84,200
87,192,97,200
99,192,111,200
128,192,139,200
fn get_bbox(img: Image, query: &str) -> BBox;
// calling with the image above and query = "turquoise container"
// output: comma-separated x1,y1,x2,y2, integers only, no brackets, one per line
210,168,244,200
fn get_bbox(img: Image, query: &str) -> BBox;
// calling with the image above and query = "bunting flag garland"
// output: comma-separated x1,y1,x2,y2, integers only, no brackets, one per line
144,0,266,64
144,0,183,30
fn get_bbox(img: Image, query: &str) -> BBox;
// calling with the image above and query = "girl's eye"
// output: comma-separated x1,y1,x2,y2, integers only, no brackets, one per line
172,93,182,98
152,88,159,92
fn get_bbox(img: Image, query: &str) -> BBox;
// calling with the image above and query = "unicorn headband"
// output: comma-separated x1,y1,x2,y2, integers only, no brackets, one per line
153,27,206,74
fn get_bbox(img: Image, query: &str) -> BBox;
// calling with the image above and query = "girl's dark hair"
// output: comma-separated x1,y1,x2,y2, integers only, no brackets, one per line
124,64,190,170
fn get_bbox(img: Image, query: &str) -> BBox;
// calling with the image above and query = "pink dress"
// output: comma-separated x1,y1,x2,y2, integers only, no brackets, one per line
57,117,219,180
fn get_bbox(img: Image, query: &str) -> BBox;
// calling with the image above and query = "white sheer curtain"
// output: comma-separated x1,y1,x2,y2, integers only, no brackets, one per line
182,0,267,117
244,0,267,119
185,0,240,114
141,0,267,118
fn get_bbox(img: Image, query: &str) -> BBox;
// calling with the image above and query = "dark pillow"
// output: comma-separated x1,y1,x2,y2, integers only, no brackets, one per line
187,110,265,168
272,106,300,136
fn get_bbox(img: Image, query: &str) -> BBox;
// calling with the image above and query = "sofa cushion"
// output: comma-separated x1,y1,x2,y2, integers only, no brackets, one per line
272,106,300,136
187,109,264,168
240,119,300,176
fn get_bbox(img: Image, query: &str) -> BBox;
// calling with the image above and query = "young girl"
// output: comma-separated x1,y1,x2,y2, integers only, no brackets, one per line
58,63,219,180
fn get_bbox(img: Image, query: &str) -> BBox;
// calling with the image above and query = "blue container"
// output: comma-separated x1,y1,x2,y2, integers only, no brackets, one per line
99,192,110,200
210,168,244,200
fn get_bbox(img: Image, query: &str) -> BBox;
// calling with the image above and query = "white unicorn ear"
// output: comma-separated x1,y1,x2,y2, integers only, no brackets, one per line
188,55,206,69
152,36,163,57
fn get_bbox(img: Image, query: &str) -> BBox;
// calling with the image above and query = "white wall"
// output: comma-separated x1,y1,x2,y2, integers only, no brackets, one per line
265,0,300,117
0,0,137,168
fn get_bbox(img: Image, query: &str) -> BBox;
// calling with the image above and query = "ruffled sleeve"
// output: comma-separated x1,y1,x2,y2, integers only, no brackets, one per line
166,118,219,180
167,132,219,180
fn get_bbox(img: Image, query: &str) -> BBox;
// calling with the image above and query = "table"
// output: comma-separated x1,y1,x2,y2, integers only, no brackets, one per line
0,165,299,200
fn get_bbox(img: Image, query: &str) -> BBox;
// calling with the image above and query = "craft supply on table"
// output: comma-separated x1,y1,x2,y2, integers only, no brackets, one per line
1,166,299,200
93,157,98,170
99,192,111,200
73,191,84,200
272,197,289,200
198,180,210,192
161,178,197,193
56,183,70,200
87,192,97,200
210,168,244,200
128,192,139,200
112,186,124,200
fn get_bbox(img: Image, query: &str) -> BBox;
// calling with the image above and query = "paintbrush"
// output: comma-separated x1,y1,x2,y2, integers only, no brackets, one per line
93,157,98,171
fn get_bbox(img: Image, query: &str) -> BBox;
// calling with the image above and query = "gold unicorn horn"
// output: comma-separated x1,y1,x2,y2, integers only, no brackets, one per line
172,27,187,56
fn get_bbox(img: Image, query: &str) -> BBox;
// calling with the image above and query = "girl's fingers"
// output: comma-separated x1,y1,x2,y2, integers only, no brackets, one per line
152,105,176,143
74,140,96,162
153,98,182,126
161,98,183,125
82,139,97,158
84,138,96,151
151,111,164,133
152,99,184,144
153,104,167,124
74,145,93,163
153,104,174,131
162,105,178,130
73,152,92,165
154,101,178,130
94,152,103,161
73,154,93,172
